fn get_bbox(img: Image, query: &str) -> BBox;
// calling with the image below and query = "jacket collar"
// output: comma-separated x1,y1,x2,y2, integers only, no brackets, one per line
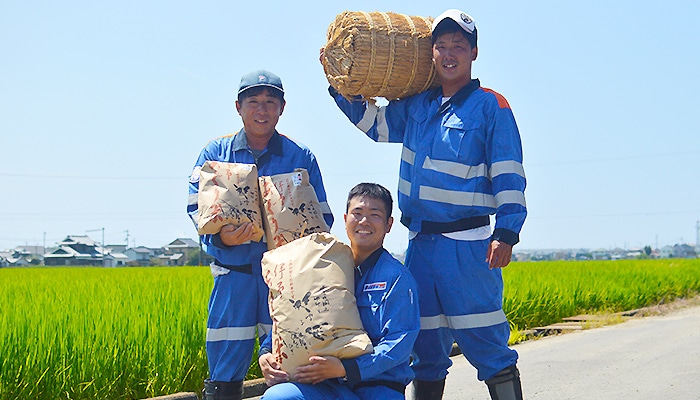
232,129,284,156
429,78,481,113
356,247,385,277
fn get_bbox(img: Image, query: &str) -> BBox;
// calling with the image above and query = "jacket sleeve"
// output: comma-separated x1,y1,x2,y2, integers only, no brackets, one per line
304,150,334,229
341,272,420,384
328,86,409,145
485,96,527,245
186,146,210,231
186,142,253,261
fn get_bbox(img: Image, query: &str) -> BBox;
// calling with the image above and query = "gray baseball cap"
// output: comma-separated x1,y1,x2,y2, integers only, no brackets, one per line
238,70,284,95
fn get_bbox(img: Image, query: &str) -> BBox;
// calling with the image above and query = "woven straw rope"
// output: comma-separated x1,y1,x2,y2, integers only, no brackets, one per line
322,11,439,100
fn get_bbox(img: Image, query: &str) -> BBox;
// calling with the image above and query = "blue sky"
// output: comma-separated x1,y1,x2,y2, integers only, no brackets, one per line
1,1,698,255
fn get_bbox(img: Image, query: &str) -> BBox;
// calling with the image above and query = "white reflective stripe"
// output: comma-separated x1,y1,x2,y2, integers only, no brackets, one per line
419,186,496,208
398,178,411,197
257,323,272,337
376,107,390,142
319,201,332,214
420,314,449,330
356,103,379,133
420,309,508,330
442,225,492,241
401,146,415,165
495,190,527,208
490,160,525,178
188,193,198,206
423,157,487,179
206,326,257,342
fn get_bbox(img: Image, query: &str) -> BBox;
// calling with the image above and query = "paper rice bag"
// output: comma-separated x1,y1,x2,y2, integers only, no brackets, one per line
259,169,330,250
261,232,373,380
197,160,264,240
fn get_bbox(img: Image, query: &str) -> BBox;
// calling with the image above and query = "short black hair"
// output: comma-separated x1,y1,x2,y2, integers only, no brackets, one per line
237,86,285,103
346,183,393,221
432,18,478,48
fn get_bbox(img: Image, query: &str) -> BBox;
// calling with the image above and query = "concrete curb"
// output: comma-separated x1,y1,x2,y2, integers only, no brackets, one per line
243,378,268,398
144,393,198,400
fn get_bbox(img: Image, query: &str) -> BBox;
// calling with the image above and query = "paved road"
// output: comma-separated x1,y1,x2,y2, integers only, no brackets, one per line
248,303,700,399
430,303,700,400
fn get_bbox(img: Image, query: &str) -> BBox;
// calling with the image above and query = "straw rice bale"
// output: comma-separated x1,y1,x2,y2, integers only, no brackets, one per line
322,11,440,100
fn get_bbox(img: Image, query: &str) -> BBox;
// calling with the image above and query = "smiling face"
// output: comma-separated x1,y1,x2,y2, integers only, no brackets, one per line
235,88,285,149
344,195,393,265
432,32,478,96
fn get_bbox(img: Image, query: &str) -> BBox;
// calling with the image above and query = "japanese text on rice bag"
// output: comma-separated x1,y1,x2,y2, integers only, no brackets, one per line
197,161,264,240
261,232,373,380
259,168,330,250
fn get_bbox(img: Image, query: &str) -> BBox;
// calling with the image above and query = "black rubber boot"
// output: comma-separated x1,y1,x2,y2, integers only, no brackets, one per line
411,379,446,400
485,365,523,400
202,379,244,400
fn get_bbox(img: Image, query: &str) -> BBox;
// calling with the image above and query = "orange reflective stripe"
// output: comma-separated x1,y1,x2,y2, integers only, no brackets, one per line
482,87,511,109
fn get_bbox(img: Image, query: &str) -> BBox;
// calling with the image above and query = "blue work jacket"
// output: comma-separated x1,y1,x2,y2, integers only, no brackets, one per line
331,80,526,245
187,130,333,265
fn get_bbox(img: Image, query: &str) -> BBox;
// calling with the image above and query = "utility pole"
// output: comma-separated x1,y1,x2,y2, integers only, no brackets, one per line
124,230,130,249
198,236,202,267
86,228,105,267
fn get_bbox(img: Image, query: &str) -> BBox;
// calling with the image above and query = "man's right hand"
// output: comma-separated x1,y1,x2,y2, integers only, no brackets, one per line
259,353,290,387
219,223,254,246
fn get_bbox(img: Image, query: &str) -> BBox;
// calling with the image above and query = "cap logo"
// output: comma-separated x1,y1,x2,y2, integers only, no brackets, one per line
460,13,473,25
258,75,267,83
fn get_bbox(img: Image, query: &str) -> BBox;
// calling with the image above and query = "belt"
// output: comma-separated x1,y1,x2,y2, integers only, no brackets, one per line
214,260,253,274
401,215,490,234
353,380,405,394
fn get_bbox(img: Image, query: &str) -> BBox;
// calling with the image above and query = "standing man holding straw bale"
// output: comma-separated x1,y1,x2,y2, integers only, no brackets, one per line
187,70,334,400
322,9,527,400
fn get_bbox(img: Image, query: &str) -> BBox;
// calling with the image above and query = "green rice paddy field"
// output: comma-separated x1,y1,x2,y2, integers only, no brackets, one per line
1,258,699,399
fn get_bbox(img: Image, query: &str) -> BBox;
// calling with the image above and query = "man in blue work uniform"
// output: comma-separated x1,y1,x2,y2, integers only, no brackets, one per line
187,70,334,400
322,9,527,400
258,183,420,400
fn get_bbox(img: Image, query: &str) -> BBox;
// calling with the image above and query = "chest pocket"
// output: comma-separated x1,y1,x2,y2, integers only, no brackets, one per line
356,290,384,338
431,114,483,162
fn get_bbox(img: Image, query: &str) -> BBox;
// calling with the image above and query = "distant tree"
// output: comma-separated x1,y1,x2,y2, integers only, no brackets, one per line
187,248,214,266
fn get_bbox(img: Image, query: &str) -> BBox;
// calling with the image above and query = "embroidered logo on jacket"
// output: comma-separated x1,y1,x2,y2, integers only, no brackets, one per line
363,282,387,292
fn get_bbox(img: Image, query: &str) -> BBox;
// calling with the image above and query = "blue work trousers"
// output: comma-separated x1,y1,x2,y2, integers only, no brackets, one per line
406,233,517,381
206,264,272,382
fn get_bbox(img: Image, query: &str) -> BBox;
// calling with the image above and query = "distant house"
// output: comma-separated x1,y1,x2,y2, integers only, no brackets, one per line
0,250,32,267
104,252,129,267
44,235,105,266
124,246,158,265
105,244,127,254
159,238,200,266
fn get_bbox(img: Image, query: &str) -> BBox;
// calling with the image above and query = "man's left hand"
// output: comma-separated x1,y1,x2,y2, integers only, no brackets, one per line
486,240,513,269
294,356,346,385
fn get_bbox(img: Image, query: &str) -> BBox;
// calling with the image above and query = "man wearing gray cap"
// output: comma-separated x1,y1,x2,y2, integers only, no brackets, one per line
325,9,526,400
187,70,334,400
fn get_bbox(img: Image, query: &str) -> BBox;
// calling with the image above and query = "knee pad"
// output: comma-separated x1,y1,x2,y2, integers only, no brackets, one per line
411,379,445,400
485,365,522,400
203,379,243,400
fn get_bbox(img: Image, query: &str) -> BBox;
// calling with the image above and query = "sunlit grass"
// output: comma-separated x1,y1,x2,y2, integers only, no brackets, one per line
1,258,699,399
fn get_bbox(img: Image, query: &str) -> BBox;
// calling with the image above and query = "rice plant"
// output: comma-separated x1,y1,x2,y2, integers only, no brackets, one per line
1,258,699,399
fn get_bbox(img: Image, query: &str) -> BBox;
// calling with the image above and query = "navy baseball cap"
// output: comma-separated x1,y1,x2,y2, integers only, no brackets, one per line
238,70,284,96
